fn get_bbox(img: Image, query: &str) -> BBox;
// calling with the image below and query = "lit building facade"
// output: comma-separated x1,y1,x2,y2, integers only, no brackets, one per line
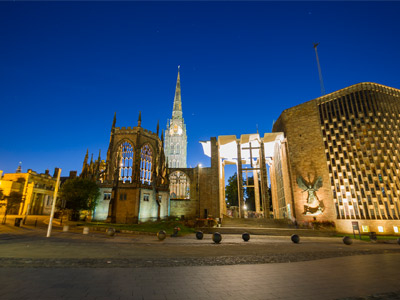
272,82,400,234
95,113,169,223
0,168,60,216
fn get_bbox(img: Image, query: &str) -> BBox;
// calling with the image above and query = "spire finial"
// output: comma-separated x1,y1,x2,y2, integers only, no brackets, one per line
111,112,117,130
172,67,182,119
16,161,22,173
138,111,142,127
157,120,160,136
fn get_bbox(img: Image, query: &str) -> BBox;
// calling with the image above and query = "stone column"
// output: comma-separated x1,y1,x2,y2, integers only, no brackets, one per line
259,138,270,218
236,140,244,218
253,168,261,213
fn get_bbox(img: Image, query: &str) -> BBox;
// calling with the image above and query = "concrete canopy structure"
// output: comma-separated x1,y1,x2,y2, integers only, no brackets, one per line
201,132,284,219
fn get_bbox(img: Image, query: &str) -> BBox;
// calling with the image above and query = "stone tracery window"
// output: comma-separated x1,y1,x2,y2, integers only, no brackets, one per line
118,141,134,183
169,171,190,199
140,144,153,184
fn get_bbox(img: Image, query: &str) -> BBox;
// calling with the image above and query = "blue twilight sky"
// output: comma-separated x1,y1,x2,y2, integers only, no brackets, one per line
1,1,400,177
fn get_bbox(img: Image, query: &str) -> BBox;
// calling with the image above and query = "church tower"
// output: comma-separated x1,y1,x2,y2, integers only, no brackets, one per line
165,66,187,168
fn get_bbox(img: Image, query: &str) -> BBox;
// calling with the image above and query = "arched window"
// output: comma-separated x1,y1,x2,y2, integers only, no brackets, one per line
176,144,180,155
118,141,134,183
169,171,190,199
140,144,153,184
171,144,174,154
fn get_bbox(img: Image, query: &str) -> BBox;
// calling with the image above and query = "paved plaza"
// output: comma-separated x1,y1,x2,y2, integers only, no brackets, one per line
1,219,400,299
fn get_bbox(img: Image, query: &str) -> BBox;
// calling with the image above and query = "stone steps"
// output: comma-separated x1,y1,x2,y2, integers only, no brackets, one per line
200,226,337,237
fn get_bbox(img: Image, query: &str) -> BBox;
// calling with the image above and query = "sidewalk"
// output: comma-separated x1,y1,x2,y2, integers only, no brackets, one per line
0,254,399,300
1,219,400,299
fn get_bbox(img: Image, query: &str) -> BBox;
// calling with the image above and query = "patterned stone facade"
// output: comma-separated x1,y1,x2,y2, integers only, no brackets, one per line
273,82,400,234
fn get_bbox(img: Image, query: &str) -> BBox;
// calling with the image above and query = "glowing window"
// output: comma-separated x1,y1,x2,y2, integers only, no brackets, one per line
393,226,399,233
169,171,190,199
118,141,134,183
362,225,369,232
140,144,153,185
378,226,384,233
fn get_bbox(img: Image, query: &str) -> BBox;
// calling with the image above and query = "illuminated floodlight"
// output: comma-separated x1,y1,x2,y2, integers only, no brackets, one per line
243,205,247,210
394,226,399,233
378,226,384,233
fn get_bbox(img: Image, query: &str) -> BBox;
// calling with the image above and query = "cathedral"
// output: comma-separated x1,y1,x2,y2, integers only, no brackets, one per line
78,70,400,234
165,66,187,168
83,112,169,223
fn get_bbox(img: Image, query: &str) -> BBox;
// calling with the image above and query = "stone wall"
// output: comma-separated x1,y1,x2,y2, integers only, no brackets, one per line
336,219,400,235
114,187,140,223
273,100,334,223
138,189,169,222
93,187,112,221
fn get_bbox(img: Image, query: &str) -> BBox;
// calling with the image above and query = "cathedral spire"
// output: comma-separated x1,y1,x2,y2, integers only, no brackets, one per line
138,111,142,127
157,120,160,136
81,149,89,175
112,112,117,130
172,66,182,119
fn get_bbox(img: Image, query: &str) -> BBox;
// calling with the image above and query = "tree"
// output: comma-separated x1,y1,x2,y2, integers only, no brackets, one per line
2,191,23,224
59,178,100,219
225,172,239,207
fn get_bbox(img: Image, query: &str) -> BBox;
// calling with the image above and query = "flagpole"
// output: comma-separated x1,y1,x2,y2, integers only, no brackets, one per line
47,168,61,238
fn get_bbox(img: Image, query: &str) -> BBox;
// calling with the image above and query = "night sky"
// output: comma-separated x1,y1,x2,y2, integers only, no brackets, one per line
1,1,399,176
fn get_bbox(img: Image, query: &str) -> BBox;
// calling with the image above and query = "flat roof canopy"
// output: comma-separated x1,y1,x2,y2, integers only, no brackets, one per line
200,133,284,163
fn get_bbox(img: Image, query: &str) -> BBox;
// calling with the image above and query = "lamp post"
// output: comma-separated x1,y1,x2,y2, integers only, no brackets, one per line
46,168,61,238
197,163,202,218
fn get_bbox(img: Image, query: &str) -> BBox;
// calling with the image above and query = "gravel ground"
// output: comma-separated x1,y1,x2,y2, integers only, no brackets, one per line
1,249,399,268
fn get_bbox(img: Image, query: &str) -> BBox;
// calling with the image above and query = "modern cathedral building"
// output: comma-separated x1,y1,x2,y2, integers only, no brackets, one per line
271,82,400,234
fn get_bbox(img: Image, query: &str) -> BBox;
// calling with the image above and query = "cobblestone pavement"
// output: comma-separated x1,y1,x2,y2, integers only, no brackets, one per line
1,222,400,299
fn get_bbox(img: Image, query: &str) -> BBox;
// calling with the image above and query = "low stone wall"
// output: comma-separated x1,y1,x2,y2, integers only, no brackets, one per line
335,219,400,235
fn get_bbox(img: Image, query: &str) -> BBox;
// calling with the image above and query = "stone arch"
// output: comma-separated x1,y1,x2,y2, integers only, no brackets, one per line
140,143,153,185
169,171,190,199
116,139,135,183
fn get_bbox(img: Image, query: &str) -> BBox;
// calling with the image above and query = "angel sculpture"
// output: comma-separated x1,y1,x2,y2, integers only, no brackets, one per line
297,176,324,215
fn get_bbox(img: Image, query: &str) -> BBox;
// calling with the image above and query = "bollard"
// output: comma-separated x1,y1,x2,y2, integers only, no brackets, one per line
171,226,180,237
157,230,167,241
242,232,250,242
196,231,204,240
63,225,69,232
212,232,222,244
106,228,116,237
369,232,377,242
397,237,400,245
34,218,38,228
83,227,89,235
291,234,300,244
343,236,353,245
